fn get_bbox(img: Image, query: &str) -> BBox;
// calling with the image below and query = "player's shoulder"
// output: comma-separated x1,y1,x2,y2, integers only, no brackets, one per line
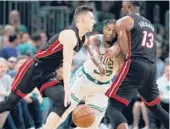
60,29,76,37
89,34,103,43
96,34,103,39
60,24,79,37
116,16,134,31
89,34,103,39
59,29,77,45
117,15,134,24
96,34,103,44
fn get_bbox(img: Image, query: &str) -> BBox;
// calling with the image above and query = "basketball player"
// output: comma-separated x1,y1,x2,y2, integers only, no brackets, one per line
0,5,96,129
55,19,123,129
104,1,169,129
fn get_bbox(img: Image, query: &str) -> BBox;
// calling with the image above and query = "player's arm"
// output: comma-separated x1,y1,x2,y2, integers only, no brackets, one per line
84,35,106,76
84,35,102,67
115,16,134,48
105,43,121,58
59,30,77,107
106,16,134,58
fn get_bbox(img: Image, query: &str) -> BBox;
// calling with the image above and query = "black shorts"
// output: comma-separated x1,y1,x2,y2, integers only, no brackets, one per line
11,58,61,98
106,58,160,107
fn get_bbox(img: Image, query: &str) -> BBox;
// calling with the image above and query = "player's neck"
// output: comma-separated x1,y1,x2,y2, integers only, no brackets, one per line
76,23,87,39
130,8,140,15
129,11,140,15
103,40,111,48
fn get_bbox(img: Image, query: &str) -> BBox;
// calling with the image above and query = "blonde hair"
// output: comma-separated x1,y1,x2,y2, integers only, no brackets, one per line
0,58,8,72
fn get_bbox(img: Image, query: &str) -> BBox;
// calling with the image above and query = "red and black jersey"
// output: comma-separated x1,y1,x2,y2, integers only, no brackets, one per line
127,14,156,63
34,25,86,71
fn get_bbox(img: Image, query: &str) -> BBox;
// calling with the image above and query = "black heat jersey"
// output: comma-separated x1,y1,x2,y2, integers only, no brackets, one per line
34,25,86,71
127,14,156,63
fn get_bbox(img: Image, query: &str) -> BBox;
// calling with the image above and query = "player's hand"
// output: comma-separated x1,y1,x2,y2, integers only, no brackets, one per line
64,86,71,107
98,63,106,76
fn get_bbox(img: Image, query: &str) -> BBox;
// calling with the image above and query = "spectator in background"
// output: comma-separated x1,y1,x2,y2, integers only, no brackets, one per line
7,57,17,78
11,56,43,129
0,58,11,107
6,56,36,129
8,10,27,34
156,46,165,79
17,33,34,56
0,25,4,48
149,58,169,129
1,35,9,47
0,58,17,129
155,25,165,48
157,59,169,112
40,32,48,45
0,34,20,59
31,34,42,55
4,25,15,37
132,94,149,129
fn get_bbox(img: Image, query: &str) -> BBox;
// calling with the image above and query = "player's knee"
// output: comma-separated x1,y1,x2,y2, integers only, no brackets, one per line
140,102,146,108
134,101,141,108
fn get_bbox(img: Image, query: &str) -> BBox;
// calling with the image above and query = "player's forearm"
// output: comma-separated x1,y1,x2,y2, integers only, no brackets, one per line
91,52,103,67
87,44,102,67
63,60,72,88
111,43,121,57
63,49,74,89
106,43,121,58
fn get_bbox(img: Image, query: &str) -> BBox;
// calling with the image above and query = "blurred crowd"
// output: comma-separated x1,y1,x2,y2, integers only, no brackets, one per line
0,1,169,129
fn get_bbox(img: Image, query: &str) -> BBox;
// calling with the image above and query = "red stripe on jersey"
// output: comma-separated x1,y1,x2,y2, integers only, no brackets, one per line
142,97,161,106
16,90,27,98
126,31,132,59
39,80,60,96
105,59,132,106
36,40,63,58
11,58,34,91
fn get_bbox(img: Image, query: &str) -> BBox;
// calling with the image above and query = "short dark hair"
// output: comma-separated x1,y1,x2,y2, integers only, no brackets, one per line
74,5,94,19
9,34,17,42
103,19,116,26
130,1,141,7
31,34,41,42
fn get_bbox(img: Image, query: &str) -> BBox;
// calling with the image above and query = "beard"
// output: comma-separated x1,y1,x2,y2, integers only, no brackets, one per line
106,40,114,46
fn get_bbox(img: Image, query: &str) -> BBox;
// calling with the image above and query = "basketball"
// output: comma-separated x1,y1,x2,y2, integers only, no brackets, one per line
72,105,95,128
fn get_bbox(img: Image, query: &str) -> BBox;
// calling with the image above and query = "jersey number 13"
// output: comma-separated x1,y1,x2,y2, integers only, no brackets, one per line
141,31,154,48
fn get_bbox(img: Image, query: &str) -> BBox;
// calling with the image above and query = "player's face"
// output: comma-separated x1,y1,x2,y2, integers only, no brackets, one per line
122,1,130,16
83,12,96,32
103,23,116,42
